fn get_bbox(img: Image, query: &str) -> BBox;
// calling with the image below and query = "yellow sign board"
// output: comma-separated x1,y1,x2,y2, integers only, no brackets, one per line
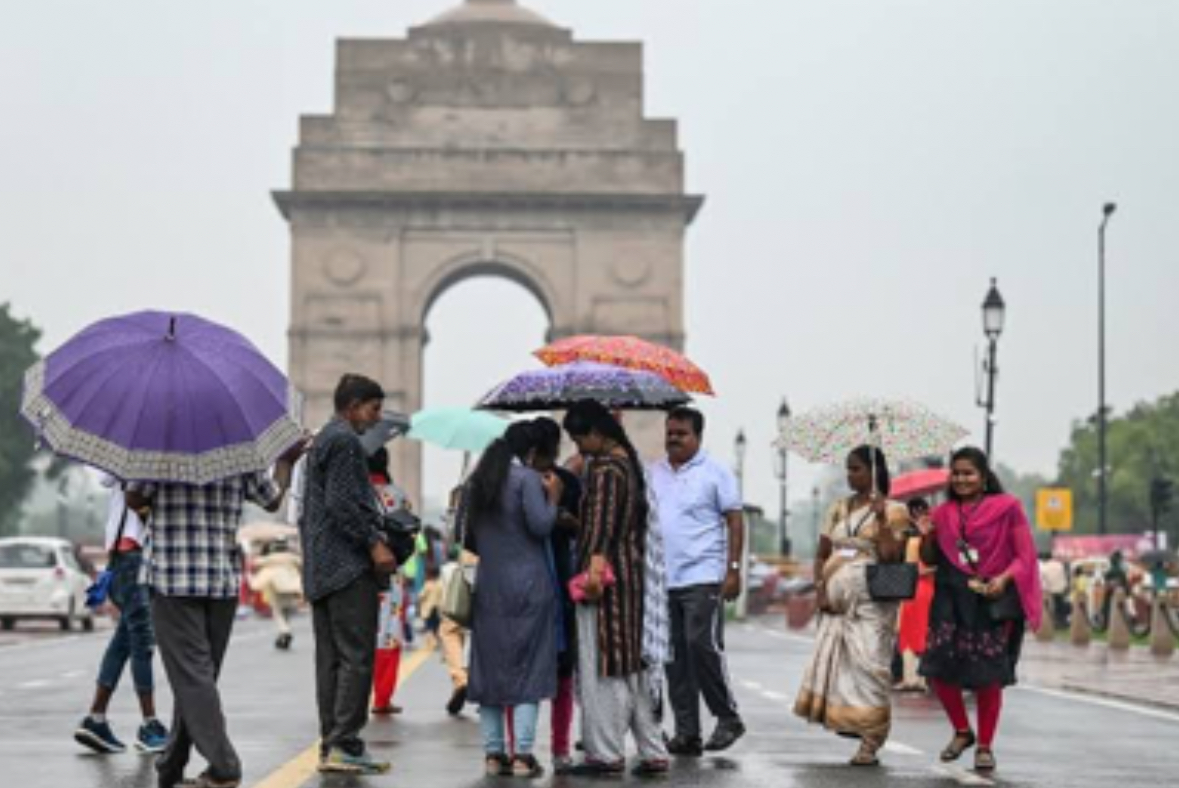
1036,488,1074,532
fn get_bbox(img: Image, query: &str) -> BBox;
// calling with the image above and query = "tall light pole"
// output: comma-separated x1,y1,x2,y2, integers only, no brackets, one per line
978,278,1006,458
734,428,747,501
1098,202,1117,535
774,399,792,557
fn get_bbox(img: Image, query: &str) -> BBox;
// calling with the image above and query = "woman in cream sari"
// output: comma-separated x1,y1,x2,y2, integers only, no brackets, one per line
794,445,909,766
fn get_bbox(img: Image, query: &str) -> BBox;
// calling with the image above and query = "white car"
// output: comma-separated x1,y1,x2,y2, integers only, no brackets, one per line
0,537,95,632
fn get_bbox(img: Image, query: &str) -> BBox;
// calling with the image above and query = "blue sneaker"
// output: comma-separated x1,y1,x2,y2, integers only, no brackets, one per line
135,719,168,753
74,716,127,754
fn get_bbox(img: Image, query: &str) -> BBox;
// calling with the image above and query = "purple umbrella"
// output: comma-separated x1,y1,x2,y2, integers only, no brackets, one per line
476,361,692,412
20,311,304,485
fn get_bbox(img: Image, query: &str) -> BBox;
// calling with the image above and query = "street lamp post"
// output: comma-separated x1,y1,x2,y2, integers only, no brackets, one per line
733,429,749,619
775,399,792,557
1098,202,1117,536
978,278,1006,458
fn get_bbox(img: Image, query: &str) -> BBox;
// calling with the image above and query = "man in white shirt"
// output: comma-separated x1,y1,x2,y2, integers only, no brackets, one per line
649,408,746,756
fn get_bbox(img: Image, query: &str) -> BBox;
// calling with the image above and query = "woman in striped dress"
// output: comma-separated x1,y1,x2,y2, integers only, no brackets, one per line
562,400,669,778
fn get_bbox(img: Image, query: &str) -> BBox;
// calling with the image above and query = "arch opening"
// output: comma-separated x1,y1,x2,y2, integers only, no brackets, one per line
418,273,551,518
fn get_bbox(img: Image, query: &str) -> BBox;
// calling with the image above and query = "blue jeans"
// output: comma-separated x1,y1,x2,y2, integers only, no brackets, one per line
479,703,539,756
96,552,155,694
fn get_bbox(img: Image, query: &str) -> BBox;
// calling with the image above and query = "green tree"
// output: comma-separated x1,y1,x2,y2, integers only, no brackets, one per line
1056,393,1179,536
0,303,41,536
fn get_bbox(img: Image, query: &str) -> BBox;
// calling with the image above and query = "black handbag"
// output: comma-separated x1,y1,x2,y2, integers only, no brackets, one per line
847,499,918,602
379,508,421,565
866,562,919,601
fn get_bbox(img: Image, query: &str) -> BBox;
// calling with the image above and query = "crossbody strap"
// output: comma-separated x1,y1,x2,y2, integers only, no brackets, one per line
107,483,131,562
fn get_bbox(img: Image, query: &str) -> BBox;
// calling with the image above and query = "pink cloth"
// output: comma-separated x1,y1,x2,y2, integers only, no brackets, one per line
932,494,1043,631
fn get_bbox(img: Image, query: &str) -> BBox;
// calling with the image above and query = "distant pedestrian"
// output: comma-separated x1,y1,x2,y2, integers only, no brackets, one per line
463,421,562,779
1039,553,1069,628
895,497,936,691
648,407,746,756
562,401,669,778
439,484,476,716
918,447,1043,775
301,374,397,775
249,537,302,650
73,474,168,755
794,446,909,766
127,451,302,788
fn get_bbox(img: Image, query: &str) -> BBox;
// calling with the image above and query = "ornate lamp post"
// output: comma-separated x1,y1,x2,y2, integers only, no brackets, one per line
733,428,749,618
1098,202,1117,535
774,399,792,557
978,278,1006,458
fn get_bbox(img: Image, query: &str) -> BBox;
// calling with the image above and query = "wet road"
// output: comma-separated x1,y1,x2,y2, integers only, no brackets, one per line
1,614,1176,787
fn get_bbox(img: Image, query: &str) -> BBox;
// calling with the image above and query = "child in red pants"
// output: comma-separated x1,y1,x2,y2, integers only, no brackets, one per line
371,579,406,715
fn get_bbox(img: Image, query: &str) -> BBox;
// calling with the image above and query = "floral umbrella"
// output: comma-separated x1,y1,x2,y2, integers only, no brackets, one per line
776,398,969,466
534,335,715,396
477,361,691,412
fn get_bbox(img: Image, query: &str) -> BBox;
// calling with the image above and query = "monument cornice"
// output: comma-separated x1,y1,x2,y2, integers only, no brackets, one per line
272,190,704,224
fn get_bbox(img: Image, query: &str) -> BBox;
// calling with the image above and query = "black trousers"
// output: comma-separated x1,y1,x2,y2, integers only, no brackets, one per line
313,572,380,756
666,583,741,738
152,596,239,782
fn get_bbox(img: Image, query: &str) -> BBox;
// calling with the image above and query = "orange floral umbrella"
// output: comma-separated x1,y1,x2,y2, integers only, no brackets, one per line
533,335,715,396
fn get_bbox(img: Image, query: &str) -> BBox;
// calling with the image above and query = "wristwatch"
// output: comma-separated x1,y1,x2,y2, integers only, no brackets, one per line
728,561,741,572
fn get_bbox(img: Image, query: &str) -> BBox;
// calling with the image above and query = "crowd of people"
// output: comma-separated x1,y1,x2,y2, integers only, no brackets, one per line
68,370,1047,784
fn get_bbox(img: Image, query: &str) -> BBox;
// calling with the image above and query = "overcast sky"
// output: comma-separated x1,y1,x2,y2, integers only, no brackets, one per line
2,1,1177,516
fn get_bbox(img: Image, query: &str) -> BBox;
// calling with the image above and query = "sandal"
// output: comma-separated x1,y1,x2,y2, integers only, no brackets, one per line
940,729,976,762
511,755,545,779
484,753,511,776
974,747,996,773
849,739,881,767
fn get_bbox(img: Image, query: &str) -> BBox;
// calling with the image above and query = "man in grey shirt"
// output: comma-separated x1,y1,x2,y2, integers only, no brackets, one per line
300,374,398,775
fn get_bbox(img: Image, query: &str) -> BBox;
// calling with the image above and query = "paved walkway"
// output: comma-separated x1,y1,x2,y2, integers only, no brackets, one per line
1019,638,1179,711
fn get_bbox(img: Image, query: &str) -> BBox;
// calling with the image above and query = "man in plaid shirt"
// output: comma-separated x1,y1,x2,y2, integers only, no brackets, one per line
128,450,304,788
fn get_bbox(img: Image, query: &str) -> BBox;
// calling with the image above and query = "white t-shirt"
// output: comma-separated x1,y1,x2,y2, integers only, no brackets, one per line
101,474,146,550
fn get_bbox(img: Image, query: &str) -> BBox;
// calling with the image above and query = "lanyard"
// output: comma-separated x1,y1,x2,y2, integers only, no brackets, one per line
956,502,983,574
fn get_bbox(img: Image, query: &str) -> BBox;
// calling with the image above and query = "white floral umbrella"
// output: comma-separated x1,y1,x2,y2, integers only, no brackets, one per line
776,398,969,466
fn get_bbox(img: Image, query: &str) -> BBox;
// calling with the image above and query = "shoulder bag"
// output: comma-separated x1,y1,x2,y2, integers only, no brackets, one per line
853,500,918,602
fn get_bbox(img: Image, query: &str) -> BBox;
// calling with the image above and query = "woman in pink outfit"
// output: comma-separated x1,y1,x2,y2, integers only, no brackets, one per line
918,447,1042,776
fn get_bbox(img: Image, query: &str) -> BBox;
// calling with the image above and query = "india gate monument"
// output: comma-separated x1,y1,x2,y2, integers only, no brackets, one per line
275,0,703,506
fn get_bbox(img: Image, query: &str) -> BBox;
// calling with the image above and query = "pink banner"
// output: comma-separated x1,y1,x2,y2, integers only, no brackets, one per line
1051,534,1156,561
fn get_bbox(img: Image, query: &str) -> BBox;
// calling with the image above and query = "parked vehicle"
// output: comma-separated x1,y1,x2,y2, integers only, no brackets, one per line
0,537,95,632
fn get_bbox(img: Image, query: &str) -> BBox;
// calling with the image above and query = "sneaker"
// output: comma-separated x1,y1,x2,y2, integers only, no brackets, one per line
75,716,127,754
136,719,169,754
665,734,703,757
704,718,746,752
511,754,545,779
446,684,468,716
318,747,391,775
274,633,292,650
552,756,575,775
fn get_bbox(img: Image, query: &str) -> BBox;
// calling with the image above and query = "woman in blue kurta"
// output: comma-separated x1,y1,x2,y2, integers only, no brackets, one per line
462,421,562,778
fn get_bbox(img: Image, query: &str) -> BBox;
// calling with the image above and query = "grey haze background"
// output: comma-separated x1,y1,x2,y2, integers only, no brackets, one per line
2,1,1177,518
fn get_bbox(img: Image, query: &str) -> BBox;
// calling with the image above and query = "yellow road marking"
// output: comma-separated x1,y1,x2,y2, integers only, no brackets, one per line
251,645,436,788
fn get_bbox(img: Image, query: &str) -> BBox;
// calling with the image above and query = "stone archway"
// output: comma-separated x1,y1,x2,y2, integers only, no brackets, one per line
275,1,703,506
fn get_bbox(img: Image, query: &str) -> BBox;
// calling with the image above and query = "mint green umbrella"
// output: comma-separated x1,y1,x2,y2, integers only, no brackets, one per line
408,407,509,453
